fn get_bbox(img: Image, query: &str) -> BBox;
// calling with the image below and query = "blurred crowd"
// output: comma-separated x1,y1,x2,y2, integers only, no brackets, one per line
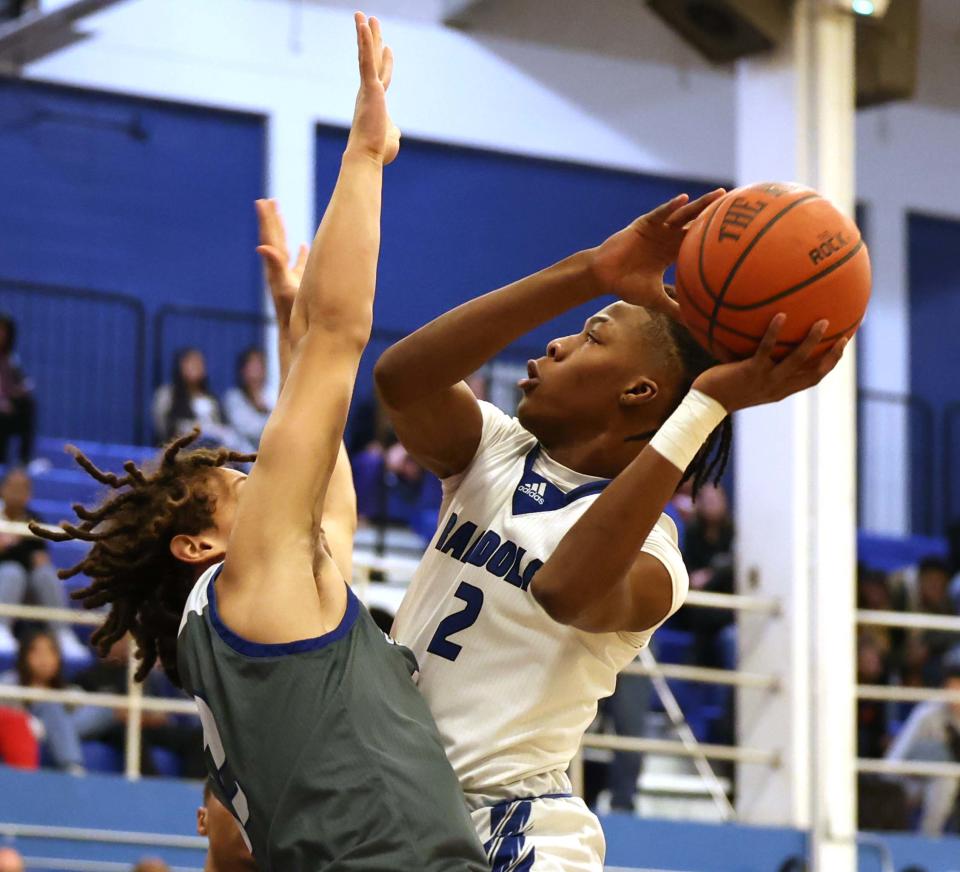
4,307,960,839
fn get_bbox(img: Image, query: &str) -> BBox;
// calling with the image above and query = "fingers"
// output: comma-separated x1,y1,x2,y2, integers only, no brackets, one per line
648,291,683,322
642,194,689,225
665,188,726,228
381,44,394,91
356,13,378,84
814,336,849,379
780,319,829,369
754,313,786,362
255,245,286,274
369,15,383,63
292,243,309,283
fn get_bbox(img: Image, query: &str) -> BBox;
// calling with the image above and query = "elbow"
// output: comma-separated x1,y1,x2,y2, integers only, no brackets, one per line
531,578,580,626
373,347,403,407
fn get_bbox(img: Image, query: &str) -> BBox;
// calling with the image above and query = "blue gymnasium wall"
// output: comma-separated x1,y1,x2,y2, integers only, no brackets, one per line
0,79,266,444
314,126,726,433
907,213,960,534
3,768,960,872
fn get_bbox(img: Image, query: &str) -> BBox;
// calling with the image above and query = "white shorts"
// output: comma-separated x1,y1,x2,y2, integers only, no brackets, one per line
471,793,605,872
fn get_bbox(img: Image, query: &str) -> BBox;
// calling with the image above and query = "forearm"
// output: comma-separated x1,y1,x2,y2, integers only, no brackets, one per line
376,250,598,407
300,151,383,340
532,448,681,622
532,389,726,626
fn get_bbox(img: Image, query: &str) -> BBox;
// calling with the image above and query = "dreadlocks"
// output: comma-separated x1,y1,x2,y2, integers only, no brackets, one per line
632,309,733,497
31,430,254,687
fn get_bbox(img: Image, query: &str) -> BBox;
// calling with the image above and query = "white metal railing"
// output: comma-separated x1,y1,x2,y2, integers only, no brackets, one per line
0,822,205,872
854,606,960,784
857,608,960,634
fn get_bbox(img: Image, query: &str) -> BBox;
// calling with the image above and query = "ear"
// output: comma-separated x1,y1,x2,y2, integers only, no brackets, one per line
170,532,225,565
197,806,209,836
620,377,659,408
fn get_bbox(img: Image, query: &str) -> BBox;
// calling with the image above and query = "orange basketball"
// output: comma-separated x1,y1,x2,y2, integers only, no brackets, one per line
675,182,871,361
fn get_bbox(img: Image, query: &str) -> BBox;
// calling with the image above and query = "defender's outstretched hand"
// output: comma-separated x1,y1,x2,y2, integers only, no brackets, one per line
347,13,400,166
589,189,726,318
692,315,849,412
255,198,308,331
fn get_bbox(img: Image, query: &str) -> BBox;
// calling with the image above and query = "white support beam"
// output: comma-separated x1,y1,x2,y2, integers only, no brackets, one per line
734,3,857,871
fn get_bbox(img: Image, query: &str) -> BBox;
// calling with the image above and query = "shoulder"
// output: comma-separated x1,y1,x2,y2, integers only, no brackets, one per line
443,401,534,489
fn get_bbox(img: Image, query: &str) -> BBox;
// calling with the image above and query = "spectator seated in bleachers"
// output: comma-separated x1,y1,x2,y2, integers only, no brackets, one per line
669,484,734,669
0,847,24,872
0,467,89,664
0,706,38,769
886,660,960,835
151,348,239,450
223,347,273,452
72,635,205,778
131,860,170,872
857,633,891,759
0,314,37,471
0,628,84,774
912,557,960,668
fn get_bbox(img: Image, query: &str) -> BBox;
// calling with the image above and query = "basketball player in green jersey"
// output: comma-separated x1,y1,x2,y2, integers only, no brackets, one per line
34,15,487,871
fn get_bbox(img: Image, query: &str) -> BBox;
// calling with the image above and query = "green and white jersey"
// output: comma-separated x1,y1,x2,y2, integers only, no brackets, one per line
177,562,488,872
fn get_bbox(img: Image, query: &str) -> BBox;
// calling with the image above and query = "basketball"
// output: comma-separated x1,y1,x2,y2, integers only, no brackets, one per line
675,182,872,361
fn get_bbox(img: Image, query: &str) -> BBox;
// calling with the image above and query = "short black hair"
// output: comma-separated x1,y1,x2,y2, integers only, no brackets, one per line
641,310,733,497
918,556,951,577
203,777,215,804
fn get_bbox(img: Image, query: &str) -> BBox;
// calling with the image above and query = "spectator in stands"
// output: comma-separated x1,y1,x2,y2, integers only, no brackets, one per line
0,707,39,769
223,347,272,452
151,348,238,449
131,861,170,872
0,314,36,469
0,468,89,663
887,661,960,835
948,521,960,612
670,484,735,668
198,778,256,871
73,635,205,778
857,634,890,758
914,557,959,669
0,628,84,774
0,847,24,872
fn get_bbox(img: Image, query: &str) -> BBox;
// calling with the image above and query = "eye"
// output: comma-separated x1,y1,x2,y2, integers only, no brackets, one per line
585,331,600,344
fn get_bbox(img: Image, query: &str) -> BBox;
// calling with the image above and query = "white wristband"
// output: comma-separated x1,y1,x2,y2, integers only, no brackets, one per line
648,389,728,473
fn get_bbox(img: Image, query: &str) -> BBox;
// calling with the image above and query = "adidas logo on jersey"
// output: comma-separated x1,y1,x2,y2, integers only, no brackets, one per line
517,481,547,504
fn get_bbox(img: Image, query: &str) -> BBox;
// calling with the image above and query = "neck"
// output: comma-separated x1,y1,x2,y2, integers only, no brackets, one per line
540,431,643,479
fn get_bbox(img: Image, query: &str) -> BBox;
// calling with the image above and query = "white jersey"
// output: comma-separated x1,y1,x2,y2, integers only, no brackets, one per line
392,401,688,801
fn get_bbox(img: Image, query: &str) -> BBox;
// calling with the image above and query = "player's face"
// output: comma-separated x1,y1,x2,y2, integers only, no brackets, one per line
516,302,659,442
198,793,255,871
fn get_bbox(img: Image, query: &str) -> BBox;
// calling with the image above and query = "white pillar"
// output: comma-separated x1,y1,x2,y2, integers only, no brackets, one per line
734,3,857,871
263,109,317,397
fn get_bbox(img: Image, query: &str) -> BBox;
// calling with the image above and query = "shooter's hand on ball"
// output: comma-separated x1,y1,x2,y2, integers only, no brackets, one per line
691,314,849,412
587,189,725,317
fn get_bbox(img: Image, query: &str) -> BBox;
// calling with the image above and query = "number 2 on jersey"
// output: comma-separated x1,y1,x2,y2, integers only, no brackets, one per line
427,581,483,662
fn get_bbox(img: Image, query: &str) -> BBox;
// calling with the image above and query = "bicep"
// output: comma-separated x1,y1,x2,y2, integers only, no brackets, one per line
380,381,483,479
568,553,675,634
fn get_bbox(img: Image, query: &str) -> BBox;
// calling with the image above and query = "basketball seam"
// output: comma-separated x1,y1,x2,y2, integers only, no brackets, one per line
718,239,866,312
705,193,820,353
678,271,862,348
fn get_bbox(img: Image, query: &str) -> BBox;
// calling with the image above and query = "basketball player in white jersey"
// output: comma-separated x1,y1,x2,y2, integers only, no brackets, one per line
375,192,849,870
